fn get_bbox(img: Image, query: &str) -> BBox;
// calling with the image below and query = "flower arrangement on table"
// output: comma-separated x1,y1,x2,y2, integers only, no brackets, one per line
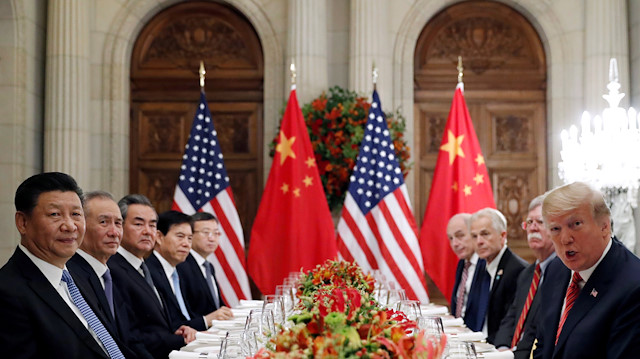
269,87,412,211
252,260,447,358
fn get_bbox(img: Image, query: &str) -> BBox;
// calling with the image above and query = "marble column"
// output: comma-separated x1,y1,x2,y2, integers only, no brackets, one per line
44,0,90,186
584,0,629,114
287,0,328,104
349,0,391,102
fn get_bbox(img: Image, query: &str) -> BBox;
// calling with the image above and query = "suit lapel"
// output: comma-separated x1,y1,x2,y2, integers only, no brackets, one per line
113,253,165,313
16,252,107,358
554,243,619,354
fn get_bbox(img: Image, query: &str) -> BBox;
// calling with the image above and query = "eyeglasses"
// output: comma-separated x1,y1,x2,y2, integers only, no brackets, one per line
521,218,544,230
194,230,222,237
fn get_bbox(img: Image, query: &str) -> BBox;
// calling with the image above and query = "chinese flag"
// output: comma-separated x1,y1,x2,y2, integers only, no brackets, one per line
420,84,496,302
248,87,337,295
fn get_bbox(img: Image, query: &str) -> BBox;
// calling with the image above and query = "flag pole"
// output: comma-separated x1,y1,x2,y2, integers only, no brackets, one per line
290,60,296,88
372,62,378,91
456,56,464,91
199,60,206,90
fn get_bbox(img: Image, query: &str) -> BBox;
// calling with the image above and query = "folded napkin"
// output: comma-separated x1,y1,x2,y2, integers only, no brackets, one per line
169,350,217,358
195,332,225,341
478,350,514,359
448,331,486,341
238,299,264,308
442,317,464,327
420,306,449,316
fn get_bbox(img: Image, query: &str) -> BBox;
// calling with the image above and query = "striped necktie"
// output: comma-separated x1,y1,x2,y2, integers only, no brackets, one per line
61,270,125,359
555,272,582,344
511,263,541,347
455,260,471,318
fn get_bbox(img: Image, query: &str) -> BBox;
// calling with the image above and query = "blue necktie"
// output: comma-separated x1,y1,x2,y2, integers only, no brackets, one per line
103,268,115,318
172,270,191,320
61,270,125,359
204,261,221,308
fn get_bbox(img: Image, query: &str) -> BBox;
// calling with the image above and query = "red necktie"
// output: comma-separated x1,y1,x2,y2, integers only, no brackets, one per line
511,263,541,347
455,260,471,318
555,272,583,344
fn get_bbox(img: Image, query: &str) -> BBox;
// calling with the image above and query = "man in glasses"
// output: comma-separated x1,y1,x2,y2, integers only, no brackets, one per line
494,195,556,358
177,212,233,320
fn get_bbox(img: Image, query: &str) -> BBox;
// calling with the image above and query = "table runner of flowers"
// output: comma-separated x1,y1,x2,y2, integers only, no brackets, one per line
252,260,446,358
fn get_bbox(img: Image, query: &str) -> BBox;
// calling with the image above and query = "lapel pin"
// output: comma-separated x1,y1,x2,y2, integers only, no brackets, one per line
496,269,503,280
590,288,598,297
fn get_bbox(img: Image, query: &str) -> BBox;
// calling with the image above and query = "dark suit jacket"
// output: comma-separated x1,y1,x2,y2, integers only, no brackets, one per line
145,253,207,331
451,257,489,332
533,241,640,359
108,252,185,359
68,253,152,359
486,247,528,344
177,253,225,316
494,260,545,358
0,248,115,358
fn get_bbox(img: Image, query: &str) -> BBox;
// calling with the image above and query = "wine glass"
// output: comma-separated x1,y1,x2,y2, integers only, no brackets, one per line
275,284,295,316
445,340,477,359
262,294,285,325
386,288,407,309
416,316,445,340
397,300,422,321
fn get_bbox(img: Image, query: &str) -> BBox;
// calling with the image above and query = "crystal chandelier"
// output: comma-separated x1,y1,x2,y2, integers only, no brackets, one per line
558,58,640,206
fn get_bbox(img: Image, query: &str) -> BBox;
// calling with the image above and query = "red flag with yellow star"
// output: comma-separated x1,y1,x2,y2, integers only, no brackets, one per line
248,87,337,295
419,84,496,302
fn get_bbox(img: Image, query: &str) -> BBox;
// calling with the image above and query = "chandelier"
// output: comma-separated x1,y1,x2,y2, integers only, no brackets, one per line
558,58,640,205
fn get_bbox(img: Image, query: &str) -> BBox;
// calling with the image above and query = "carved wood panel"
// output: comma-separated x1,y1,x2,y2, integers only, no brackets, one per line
130,1,263,251
414,1,547,302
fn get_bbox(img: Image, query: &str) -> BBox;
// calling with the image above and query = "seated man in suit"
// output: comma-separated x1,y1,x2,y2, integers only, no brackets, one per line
0,172,129,359
67,191,152,359
448,212,488,332
533,182,640,358
493,195,556,358
108,194,196,359
146,210,221,330
177,212,233,319
468,207,527,344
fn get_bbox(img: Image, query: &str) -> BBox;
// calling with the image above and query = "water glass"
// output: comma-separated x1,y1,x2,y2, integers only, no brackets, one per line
262,294,285,325
445,340,477,359
416,316,445,340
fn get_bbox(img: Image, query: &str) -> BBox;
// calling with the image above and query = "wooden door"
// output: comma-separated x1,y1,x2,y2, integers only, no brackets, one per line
130,1,263,242
414,1,547,298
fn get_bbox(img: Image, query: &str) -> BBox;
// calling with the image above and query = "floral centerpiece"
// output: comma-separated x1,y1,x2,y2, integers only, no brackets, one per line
252,260,446,359
270,87,412,211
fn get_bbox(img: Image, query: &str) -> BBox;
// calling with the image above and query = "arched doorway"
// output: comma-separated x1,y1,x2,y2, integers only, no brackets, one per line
414,1,547,267
129,1,264,241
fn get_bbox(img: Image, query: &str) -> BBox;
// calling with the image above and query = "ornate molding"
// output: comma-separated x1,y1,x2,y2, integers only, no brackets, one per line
145,17,252,70
495,115,530,152
496,174,530,242
428,17,527,74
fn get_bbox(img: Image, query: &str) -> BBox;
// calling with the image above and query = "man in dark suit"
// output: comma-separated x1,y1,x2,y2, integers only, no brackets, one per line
533,182,640,358
448,212,488,332
494,195,556,358
469,207,527,344
178,212,233,319
0,172,128,358
146,210,218,330
67,190,152,359
108,194,196,359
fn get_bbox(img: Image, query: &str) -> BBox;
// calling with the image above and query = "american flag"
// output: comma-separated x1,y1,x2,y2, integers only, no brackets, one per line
172,91,251,306
337,90,428,302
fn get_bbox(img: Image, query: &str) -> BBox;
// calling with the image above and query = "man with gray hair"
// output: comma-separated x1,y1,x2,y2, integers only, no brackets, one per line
494,195,556,358
468,207,527,344
533,182,640,358
448,213,488,332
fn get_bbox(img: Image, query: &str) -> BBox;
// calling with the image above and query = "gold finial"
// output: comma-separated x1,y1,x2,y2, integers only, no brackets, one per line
290,60,296,86
457,56,463,84
199,61,206,89
372,62,379,91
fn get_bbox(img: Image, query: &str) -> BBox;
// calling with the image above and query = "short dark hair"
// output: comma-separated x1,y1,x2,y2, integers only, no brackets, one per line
158,210,193,235
192,211,218,223
118,194,155,222
15,172,83,214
